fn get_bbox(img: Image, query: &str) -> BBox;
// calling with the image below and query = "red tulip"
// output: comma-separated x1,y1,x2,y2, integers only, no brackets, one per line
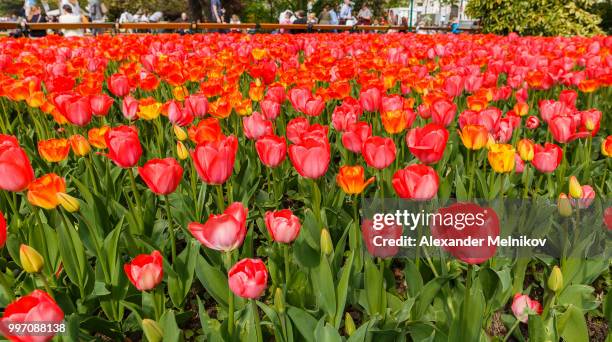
286,118,328,144
392,164,439,200
265,209,301,243
342,122,372,153
430,98,457,127
108,74,130,97
0,134,35,192
579,109,601,136
538,100,570,123
64,95,92,126
104,126,142,168
526,115,540,129
559,89,577,109
265,84,286,104
189,202,247,252
406,123,449,164
243,112,273,140
572,185,595,209
138,158,183,195
255,134,286,168
458,108,501,132
188,118,224,144
362,136,396,170
167,100,194,127
549,115,589,143
332,102,360,131
228,258,268,299
124,250,163,291
0,290,64,341
359,87,382,112
303,97,325,117
184,94,208,118
511,294,542,323
532,143,562,173
121,95,139,120
514,154,525,173
361,219,403,258
288,87,312,113
260,99,280,120
89,94,114,116
443,74,464,97
289,139,331,179
0,210,6,249
603,207,612,231
192,135,238,185
430,203,500,264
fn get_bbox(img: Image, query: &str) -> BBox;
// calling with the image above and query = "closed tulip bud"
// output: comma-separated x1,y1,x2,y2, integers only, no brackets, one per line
558,193,572,217
176,141,189,160
142,319,163,342
56,192,80,212
547,266,563,293
568,176,582,199
20,244,44,273
320,229,333,255
274,287,285,313
344,313,356,336
173,125,187,141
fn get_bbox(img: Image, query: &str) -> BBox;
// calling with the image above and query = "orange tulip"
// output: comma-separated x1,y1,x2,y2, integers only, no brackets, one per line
458,125,489,150
336,165,375,195
517,139,535,161
577,79,599,93
88,126,110,149
209,97,232,118
248,80,265,102
38,138,70,163
27,173,66,209
513,102,529,117
69,134,91,156
188,118,224,144
467,96,488,111
602,136,612,157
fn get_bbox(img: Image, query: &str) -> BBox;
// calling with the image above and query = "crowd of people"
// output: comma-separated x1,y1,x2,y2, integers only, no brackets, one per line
4,0,469,37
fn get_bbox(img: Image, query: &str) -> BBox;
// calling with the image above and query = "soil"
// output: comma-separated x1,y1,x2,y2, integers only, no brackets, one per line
487,311,508,338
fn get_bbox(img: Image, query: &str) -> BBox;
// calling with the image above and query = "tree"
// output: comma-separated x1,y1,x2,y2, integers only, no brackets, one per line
0,0,24,16
466,0,602,36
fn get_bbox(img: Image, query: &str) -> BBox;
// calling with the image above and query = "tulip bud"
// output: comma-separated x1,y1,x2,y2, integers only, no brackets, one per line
568,176,582,199
547,266,563,293
142,319,163,342
173,125,187,141
320,229,333,256
344,313,356,336
56,192,80,212
558,193,572,217
176,141,189,160
274,287,285,313
19,244,44,273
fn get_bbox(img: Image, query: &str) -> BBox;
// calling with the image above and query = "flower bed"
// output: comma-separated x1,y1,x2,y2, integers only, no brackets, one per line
0,32,610,341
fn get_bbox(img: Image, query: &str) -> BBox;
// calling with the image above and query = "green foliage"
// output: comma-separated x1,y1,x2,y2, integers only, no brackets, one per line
0,0,23,16
466,0,603,36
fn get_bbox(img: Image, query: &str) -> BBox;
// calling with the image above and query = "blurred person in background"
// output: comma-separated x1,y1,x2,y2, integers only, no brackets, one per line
59,4,83,37
319,5,332,24
24,5,47,37
357,3,371,25
211,0,223,23
60,0,81,15
339,0,353,25
229,14,242,32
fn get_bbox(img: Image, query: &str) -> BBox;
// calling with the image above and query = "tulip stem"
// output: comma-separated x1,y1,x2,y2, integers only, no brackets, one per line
128,168,143,231
251,300,263,342
502,319,520,342
85,155,99,193
283,244,291,291
38,273,54,299
216,185,225,211
0,272,13,300
224,252,235,338
462,264,473,326
164,195,176,263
